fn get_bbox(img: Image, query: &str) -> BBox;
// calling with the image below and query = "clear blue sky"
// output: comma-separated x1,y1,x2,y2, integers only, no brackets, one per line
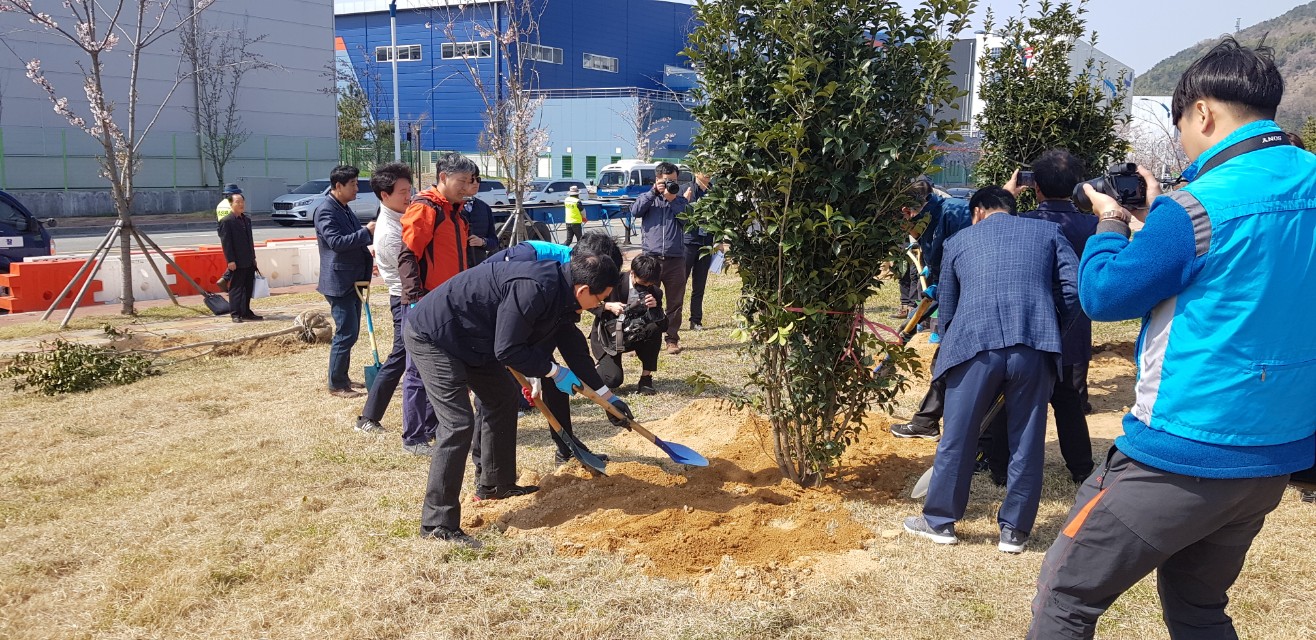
895,0,1308,74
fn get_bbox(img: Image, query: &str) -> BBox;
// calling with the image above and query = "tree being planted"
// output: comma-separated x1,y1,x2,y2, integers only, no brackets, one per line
685,0,970,485
973,0,1128,192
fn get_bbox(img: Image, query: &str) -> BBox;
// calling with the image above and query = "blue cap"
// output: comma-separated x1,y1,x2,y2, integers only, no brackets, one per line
222,183,242,195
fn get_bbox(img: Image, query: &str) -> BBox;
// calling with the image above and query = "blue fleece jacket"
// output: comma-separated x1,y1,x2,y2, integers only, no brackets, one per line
1080,120,1316,479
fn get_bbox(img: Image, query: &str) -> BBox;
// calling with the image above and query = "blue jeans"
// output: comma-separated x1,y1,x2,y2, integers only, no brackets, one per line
324,292,362,390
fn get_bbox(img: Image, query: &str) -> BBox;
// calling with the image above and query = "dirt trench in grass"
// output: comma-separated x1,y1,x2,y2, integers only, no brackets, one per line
459,399,934,592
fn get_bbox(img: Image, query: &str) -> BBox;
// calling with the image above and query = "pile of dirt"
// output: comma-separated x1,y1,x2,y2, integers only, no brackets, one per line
467,400,934,587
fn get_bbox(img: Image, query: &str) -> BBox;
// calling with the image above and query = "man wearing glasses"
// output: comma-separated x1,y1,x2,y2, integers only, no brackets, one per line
404,252,626,547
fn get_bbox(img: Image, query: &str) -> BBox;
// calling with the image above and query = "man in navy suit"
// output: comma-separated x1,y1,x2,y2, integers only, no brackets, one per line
904,186,1079,554
314,165,376,398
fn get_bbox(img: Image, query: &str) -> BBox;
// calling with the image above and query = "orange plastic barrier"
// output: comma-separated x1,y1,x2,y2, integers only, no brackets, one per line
0,259,104,313
167,249,228,295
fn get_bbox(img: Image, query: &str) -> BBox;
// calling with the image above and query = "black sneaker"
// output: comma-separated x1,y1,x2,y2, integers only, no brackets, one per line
402,442,434,456
999,526,1029,554
903,516,958,545
690,322,704,331
354,416,385,434
473,484,540,501
241,313,264,321
637,375,657,395
554,451,610,466
420,526,483,548
890,421,940,439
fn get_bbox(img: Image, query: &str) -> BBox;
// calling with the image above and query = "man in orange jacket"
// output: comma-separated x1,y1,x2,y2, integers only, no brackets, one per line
395,152,480,456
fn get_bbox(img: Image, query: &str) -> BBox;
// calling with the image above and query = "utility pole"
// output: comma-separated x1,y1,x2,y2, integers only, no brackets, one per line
1235,17,1241,33
390,0,402,162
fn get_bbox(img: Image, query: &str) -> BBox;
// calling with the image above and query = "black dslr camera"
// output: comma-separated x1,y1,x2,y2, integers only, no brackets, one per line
1073,163,1148,212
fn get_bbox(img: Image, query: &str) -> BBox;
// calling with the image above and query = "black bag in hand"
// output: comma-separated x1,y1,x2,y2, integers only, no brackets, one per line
203,293,231,316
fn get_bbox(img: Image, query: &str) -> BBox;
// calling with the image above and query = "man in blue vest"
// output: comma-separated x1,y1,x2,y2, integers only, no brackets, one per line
1029,38,1316,638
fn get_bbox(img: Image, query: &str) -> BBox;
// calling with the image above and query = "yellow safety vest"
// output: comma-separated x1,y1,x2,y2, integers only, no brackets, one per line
564,196,583,224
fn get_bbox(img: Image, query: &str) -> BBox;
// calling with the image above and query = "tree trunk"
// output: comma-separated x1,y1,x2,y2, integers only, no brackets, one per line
118,216,136,315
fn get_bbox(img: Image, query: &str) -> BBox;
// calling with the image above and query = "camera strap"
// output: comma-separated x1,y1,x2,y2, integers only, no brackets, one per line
1189,132,1290,182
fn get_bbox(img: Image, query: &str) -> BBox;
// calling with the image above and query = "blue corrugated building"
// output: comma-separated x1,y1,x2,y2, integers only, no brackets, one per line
333,0,699,178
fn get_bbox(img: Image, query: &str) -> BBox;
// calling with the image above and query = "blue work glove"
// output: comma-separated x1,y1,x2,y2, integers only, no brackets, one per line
923,284,937,300
920,266,931,278
606,394,633,428
408,303,416,309
549,364,582,395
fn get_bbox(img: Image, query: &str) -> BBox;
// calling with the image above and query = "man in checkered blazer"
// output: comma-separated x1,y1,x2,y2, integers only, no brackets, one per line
904,186,1080,554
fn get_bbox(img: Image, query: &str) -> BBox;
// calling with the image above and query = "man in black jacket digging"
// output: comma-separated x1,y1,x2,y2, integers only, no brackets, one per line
404,252,631,547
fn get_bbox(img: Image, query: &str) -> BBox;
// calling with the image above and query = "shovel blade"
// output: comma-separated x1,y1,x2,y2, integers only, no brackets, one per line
654,438,709,466
364,364,380,390
564,432,608,475
911,466,934,499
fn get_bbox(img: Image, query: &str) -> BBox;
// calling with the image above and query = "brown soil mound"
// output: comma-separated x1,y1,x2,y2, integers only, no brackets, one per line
471,400,933,583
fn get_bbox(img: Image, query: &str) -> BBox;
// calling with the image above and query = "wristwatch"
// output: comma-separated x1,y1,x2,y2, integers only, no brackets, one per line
1099,208,1132,224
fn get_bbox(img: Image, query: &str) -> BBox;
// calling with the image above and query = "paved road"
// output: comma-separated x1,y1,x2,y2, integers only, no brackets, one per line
57,226,318,255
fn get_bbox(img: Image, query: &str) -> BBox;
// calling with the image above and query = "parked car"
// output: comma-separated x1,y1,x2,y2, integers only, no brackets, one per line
270,178,380,226
511,179,590,205
944,187,977,200
596,160,693,198
0,189,56,273
474,179,508,207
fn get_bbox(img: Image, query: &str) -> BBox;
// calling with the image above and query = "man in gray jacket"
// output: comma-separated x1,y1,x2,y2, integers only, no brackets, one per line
630,161,690,354
356,162,413,434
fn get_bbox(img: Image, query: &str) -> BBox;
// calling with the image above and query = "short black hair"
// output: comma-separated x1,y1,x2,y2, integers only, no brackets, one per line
629,254,661,284
572,232,620,265
330,164,359,189
969,186,1016,215
1031,149,1085,200
1171,36,1283,124
371,162,414,199
570,253,620,295
436,152,479,178
655,161,679,178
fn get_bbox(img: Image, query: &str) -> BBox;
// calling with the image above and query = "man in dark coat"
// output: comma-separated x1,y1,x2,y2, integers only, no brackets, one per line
314,165,375,398
216,193,261,323
404,252,629,547
904,186,1079,554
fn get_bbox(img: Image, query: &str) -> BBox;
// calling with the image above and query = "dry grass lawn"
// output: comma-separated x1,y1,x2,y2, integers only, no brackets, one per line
1,273,1313,639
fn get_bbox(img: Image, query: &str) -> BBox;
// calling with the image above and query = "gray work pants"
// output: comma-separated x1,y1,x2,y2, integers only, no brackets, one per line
405,327,519,531
1028,448,1289,639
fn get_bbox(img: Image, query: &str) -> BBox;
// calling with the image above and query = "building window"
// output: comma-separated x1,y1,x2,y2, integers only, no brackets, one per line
585,156,597,179
523,43,563,65
610,155,622,165
441,41,491,60
561,156,573,178
582,53,618,73
376,44,422,62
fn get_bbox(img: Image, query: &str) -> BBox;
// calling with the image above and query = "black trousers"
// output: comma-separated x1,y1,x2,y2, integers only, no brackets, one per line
1029,448,1289,639
899,265,920,308
227,266,256,318
596,337,662,389
361,295,407,423
683,243,712,326
563,223,583,245
406,329,519,530
910,348,946,430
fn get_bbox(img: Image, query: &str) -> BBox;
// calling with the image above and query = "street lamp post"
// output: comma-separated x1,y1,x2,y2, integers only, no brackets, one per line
390,1,401,162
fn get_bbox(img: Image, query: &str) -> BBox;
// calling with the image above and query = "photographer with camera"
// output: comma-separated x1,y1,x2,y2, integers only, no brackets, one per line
1000,149,1098,486
631,162,691,355
1028,38,1316,639
592,253,667,396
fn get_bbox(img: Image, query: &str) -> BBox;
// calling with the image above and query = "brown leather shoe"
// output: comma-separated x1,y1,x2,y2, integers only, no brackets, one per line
666,342,682,355
329,387,363,399
349,381,366,390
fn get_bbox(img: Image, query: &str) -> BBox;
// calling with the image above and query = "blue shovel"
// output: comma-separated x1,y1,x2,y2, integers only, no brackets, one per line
577,385,709,466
